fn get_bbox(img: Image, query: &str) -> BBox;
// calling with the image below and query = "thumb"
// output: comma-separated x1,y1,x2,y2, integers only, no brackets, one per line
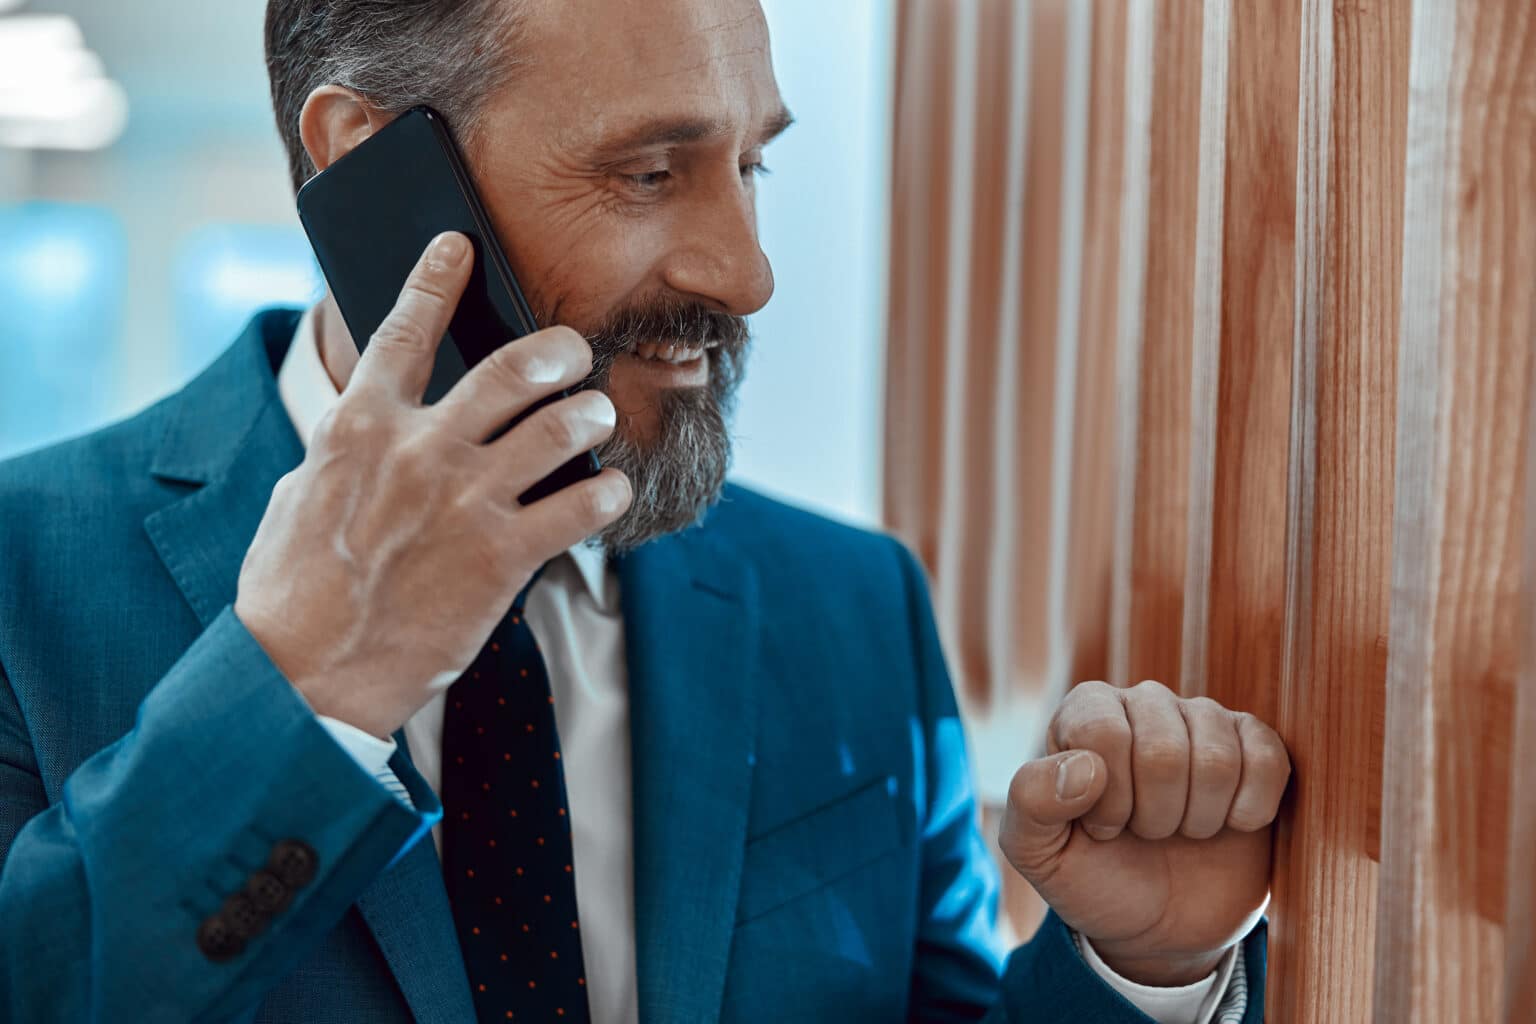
997,750,1109,874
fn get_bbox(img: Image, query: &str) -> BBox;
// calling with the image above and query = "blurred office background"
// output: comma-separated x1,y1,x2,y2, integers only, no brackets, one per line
0,0,893,527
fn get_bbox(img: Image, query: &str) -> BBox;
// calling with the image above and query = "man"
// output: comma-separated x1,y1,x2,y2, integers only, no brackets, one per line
0,0,1289,1021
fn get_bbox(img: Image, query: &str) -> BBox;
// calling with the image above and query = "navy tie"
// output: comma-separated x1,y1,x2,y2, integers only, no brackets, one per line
441,566,591,1022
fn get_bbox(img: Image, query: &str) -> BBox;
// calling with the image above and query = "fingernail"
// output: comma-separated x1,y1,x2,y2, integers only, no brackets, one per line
582,393,616,427
1055,752,1095,801
427,232,469,269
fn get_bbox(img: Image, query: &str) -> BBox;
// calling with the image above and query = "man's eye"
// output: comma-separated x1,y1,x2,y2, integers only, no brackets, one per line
741,161,771,180
624,170,671,190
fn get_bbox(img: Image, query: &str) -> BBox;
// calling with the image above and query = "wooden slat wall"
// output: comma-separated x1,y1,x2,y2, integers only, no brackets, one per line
1373,1,1535,1021
1111,0,1198,690
1268,2,1407,1018
885,0,1535,1017
1510,368,1536,1019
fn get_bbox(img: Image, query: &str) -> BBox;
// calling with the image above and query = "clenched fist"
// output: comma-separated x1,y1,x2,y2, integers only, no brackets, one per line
998,680,1290,986
235,232,633,740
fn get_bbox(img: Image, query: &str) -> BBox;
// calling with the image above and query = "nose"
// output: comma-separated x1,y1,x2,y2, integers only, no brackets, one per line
661,178,776,317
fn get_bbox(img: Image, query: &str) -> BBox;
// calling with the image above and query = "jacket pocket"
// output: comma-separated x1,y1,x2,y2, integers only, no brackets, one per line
735,775,905,926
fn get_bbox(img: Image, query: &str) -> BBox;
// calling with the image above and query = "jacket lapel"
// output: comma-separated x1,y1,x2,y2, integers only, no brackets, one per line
141,310,473,1023
143,310,305,628
619,529,761,1023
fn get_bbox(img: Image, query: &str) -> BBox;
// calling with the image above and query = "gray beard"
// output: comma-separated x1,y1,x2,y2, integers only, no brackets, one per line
585,344,747,554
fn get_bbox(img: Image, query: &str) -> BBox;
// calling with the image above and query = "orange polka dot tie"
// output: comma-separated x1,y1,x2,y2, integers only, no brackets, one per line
441,566,590,1022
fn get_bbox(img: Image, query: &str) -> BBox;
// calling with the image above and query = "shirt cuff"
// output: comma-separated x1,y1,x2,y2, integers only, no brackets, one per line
316,714,419,812
316,713,398,775
1074,932,1239,1024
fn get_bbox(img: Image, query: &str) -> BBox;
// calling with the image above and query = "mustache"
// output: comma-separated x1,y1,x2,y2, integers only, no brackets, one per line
579,299,751,386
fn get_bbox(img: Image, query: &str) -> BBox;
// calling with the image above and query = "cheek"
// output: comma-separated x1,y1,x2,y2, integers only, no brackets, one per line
483,186,671,330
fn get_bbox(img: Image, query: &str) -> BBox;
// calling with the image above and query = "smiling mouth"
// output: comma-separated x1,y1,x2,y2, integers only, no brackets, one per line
628,339,720,365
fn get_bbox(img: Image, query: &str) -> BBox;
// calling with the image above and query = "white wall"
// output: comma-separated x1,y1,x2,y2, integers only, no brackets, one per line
738,0,895,529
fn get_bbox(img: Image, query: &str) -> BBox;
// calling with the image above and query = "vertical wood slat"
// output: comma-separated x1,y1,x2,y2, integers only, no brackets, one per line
999,0,1066,718
933,0,988,712
1272,2,1409,1021
883,1,956,575
1105,0,1155,687
1509,340,1536,1019
1056,0,1118,693
983,0,1034,767
1177,0,1232,700
944,0,1072,798
1196,0,1302,723
1116,0,1203,689
1376,1,1536,1020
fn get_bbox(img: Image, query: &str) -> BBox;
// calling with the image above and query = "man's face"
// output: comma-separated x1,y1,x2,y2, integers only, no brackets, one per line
463,0,787,548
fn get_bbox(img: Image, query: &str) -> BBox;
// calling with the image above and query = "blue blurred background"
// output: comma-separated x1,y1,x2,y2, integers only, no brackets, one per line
0,0,892,527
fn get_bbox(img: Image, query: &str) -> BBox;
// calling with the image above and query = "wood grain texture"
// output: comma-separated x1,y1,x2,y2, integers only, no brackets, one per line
1001,0,1067,711
883,0,956,576
1114,0,1198,689
1178,0,1233,700
1268,2,1409,1020
1064,0,1127,689
1375,1,1536,1020
1193,0,1299,722
1509,346,1536,1020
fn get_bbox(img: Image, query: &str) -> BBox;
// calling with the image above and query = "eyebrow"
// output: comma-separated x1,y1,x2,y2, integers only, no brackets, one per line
585,105,796,163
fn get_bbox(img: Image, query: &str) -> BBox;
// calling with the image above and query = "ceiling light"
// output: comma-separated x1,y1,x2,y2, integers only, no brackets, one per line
0,13,128,151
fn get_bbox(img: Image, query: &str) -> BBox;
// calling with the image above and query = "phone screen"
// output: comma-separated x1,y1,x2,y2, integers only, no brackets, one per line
296,105,600,504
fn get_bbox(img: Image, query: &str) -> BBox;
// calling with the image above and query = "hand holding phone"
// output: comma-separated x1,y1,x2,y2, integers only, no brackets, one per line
297,105,599,503
237,234,633,740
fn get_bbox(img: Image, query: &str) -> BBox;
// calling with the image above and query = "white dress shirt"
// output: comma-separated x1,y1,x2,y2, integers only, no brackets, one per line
275,306,1241,1023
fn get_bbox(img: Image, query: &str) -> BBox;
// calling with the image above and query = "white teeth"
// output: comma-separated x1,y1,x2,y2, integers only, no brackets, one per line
629,341,707,365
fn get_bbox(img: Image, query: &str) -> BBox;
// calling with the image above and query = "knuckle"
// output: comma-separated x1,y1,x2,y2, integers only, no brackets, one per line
496,343,548,388
541,407,579,453
1249,741,1292,782
1065,717,1131,755
404,273,454,308
1133,740,1188,776
369,318,427,355
1132,678,1174,699
314,403,379,450
1191,743,1241,780
576,481,612,525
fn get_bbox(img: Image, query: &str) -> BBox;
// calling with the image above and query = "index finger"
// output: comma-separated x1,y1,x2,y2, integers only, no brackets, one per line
348,231,474,403
1049,681,1134,840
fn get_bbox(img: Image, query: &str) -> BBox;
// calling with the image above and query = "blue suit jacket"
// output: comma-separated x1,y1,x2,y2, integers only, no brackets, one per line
0,311,1263,1022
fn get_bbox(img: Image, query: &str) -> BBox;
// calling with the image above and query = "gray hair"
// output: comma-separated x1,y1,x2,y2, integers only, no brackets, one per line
264,0,525,195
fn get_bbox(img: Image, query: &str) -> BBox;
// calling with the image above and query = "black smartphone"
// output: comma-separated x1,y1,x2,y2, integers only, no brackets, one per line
295,105,600,505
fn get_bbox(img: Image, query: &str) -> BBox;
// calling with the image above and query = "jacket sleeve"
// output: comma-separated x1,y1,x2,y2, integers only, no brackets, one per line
890,540,1268,1024
0,606,440,1023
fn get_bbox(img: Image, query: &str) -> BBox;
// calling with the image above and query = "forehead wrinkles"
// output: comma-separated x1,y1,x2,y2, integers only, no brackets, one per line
515,0,775,114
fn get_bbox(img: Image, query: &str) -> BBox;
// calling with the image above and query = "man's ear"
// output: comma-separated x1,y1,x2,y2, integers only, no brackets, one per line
298,86,391,177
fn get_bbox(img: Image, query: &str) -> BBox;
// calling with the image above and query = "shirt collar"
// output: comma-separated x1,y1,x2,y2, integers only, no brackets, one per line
277,305,613,611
